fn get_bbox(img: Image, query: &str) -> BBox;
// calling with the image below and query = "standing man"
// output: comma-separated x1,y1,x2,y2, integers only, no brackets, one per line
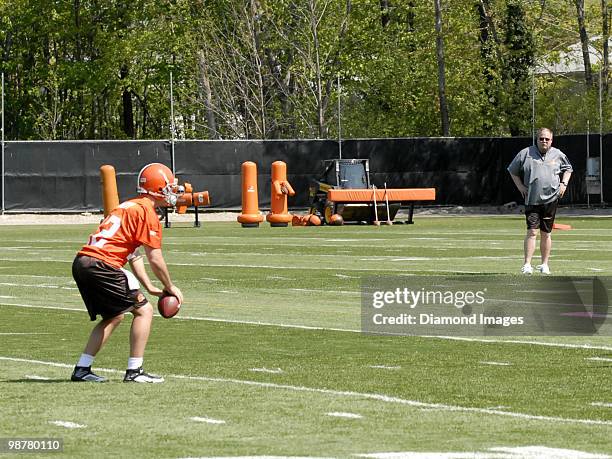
508,128,573,275
71,163,184,383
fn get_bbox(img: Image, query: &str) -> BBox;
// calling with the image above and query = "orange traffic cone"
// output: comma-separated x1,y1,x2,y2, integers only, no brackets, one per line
237,161,264,228
100,165,120,217
267,161,295,227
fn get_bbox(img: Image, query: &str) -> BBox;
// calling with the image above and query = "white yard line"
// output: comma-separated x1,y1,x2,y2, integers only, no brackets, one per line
2,301,612,352
189,416,226,424
24,374,51,380
2,356,612,427
6,256,598,274
1,302,83,313
479,361,512,366
357,446,611,458
0,246,55,250
0,282,77,290
591,402,612,408
169,262,491,274
435,336,612,352
326,412,363,419
387,256,516,262
249,367,283,374
289,288,358,295
0,274,72,279
586,357,612,363
0,332,53,335
49,420,86,429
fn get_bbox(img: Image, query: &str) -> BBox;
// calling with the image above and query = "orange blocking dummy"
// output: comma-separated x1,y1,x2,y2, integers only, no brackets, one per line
267,161,295,227
237,161,264,228
175,183,210,213
100,165,120,217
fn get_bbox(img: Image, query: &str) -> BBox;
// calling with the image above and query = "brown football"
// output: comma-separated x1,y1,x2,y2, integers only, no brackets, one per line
329,214,344,226
157,295,181,319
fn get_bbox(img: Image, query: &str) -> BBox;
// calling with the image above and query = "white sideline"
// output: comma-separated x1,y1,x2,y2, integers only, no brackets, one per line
1,356,612,427
2,301,612,352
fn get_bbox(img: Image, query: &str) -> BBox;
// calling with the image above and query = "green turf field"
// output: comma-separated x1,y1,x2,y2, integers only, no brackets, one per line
1,216,611,458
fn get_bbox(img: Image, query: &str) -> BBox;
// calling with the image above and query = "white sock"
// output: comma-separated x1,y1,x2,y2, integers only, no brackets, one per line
127,357,143,370
77,353,94,368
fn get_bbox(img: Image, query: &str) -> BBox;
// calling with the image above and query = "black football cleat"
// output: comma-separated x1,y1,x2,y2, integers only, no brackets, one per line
123,367,164,383
71,366,107,382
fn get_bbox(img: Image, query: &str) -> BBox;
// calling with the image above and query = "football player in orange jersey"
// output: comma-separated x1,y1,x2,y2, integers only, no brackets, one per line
71,163,184,383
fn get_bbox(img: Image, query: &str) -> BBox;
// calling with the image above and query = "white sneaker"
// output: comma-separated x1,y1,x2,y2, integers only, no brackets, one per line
536,264,551,275
123,367,164,383
521,264,533,274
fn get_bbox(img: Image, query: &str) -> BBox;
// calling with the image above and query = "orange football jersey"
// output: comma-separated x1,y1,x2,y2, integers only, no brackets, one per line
78,197,162,268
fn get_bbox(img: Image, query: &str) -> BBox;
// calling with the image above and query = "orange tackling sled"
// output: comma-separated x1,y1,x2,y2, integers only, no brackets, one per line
327,188,436,203
309,159,436,225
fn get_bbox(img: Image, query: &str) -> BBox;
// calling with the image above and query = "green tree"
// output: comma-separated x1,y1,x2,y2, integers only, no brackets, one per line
503,1,534,136
0,0,609,140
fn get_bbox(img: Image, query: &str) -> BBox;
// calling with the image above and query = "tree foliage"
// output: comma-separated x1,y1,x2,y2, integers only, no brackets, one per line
0,0,609,140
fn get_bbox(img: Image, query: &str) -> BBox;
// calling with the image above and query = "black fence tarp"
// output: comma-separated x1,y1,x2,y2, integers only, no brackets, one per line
1,135,610,211
175,139,338,208
2,141,169,211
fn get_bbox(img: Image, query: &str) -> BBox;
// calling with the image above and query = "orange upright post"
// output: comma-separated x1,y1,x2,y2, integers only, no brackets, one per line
100,165,120,216
266,161,295,227
237,161,264,228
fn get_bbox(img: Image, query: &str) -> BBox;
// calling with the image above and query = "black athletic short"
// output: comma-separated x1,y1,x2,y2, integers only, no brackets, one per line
72,255,148,321
525,200,558,233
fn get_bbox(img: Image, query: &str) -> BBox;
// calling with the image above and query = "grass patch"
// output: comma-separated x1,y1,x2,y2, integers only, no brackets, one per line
1,217,611,457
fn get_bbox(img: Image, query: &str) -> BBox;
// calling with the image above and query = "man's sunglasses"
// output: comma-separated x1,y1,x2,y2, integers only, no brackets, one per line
539,137,551,141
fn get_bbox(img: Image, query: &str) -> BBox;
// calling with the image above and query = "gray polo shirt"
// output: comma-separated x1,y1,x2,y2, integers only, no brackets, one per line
507,146,573,205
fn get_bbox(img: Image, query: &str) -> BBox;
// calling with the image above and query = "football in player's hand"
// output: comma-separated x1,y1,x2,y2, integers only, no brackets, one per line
158,295,181,319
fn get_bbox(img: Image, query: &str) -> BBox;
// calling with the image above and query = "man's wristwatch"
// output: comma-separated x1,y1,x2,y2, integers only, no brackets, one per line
561,182,567,186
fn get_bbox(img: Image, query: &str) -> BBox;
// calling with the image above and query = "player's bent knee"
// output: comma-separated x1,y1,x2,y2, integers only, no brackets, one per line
104,313,125,325
132,302,153,318
114,313,125,322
